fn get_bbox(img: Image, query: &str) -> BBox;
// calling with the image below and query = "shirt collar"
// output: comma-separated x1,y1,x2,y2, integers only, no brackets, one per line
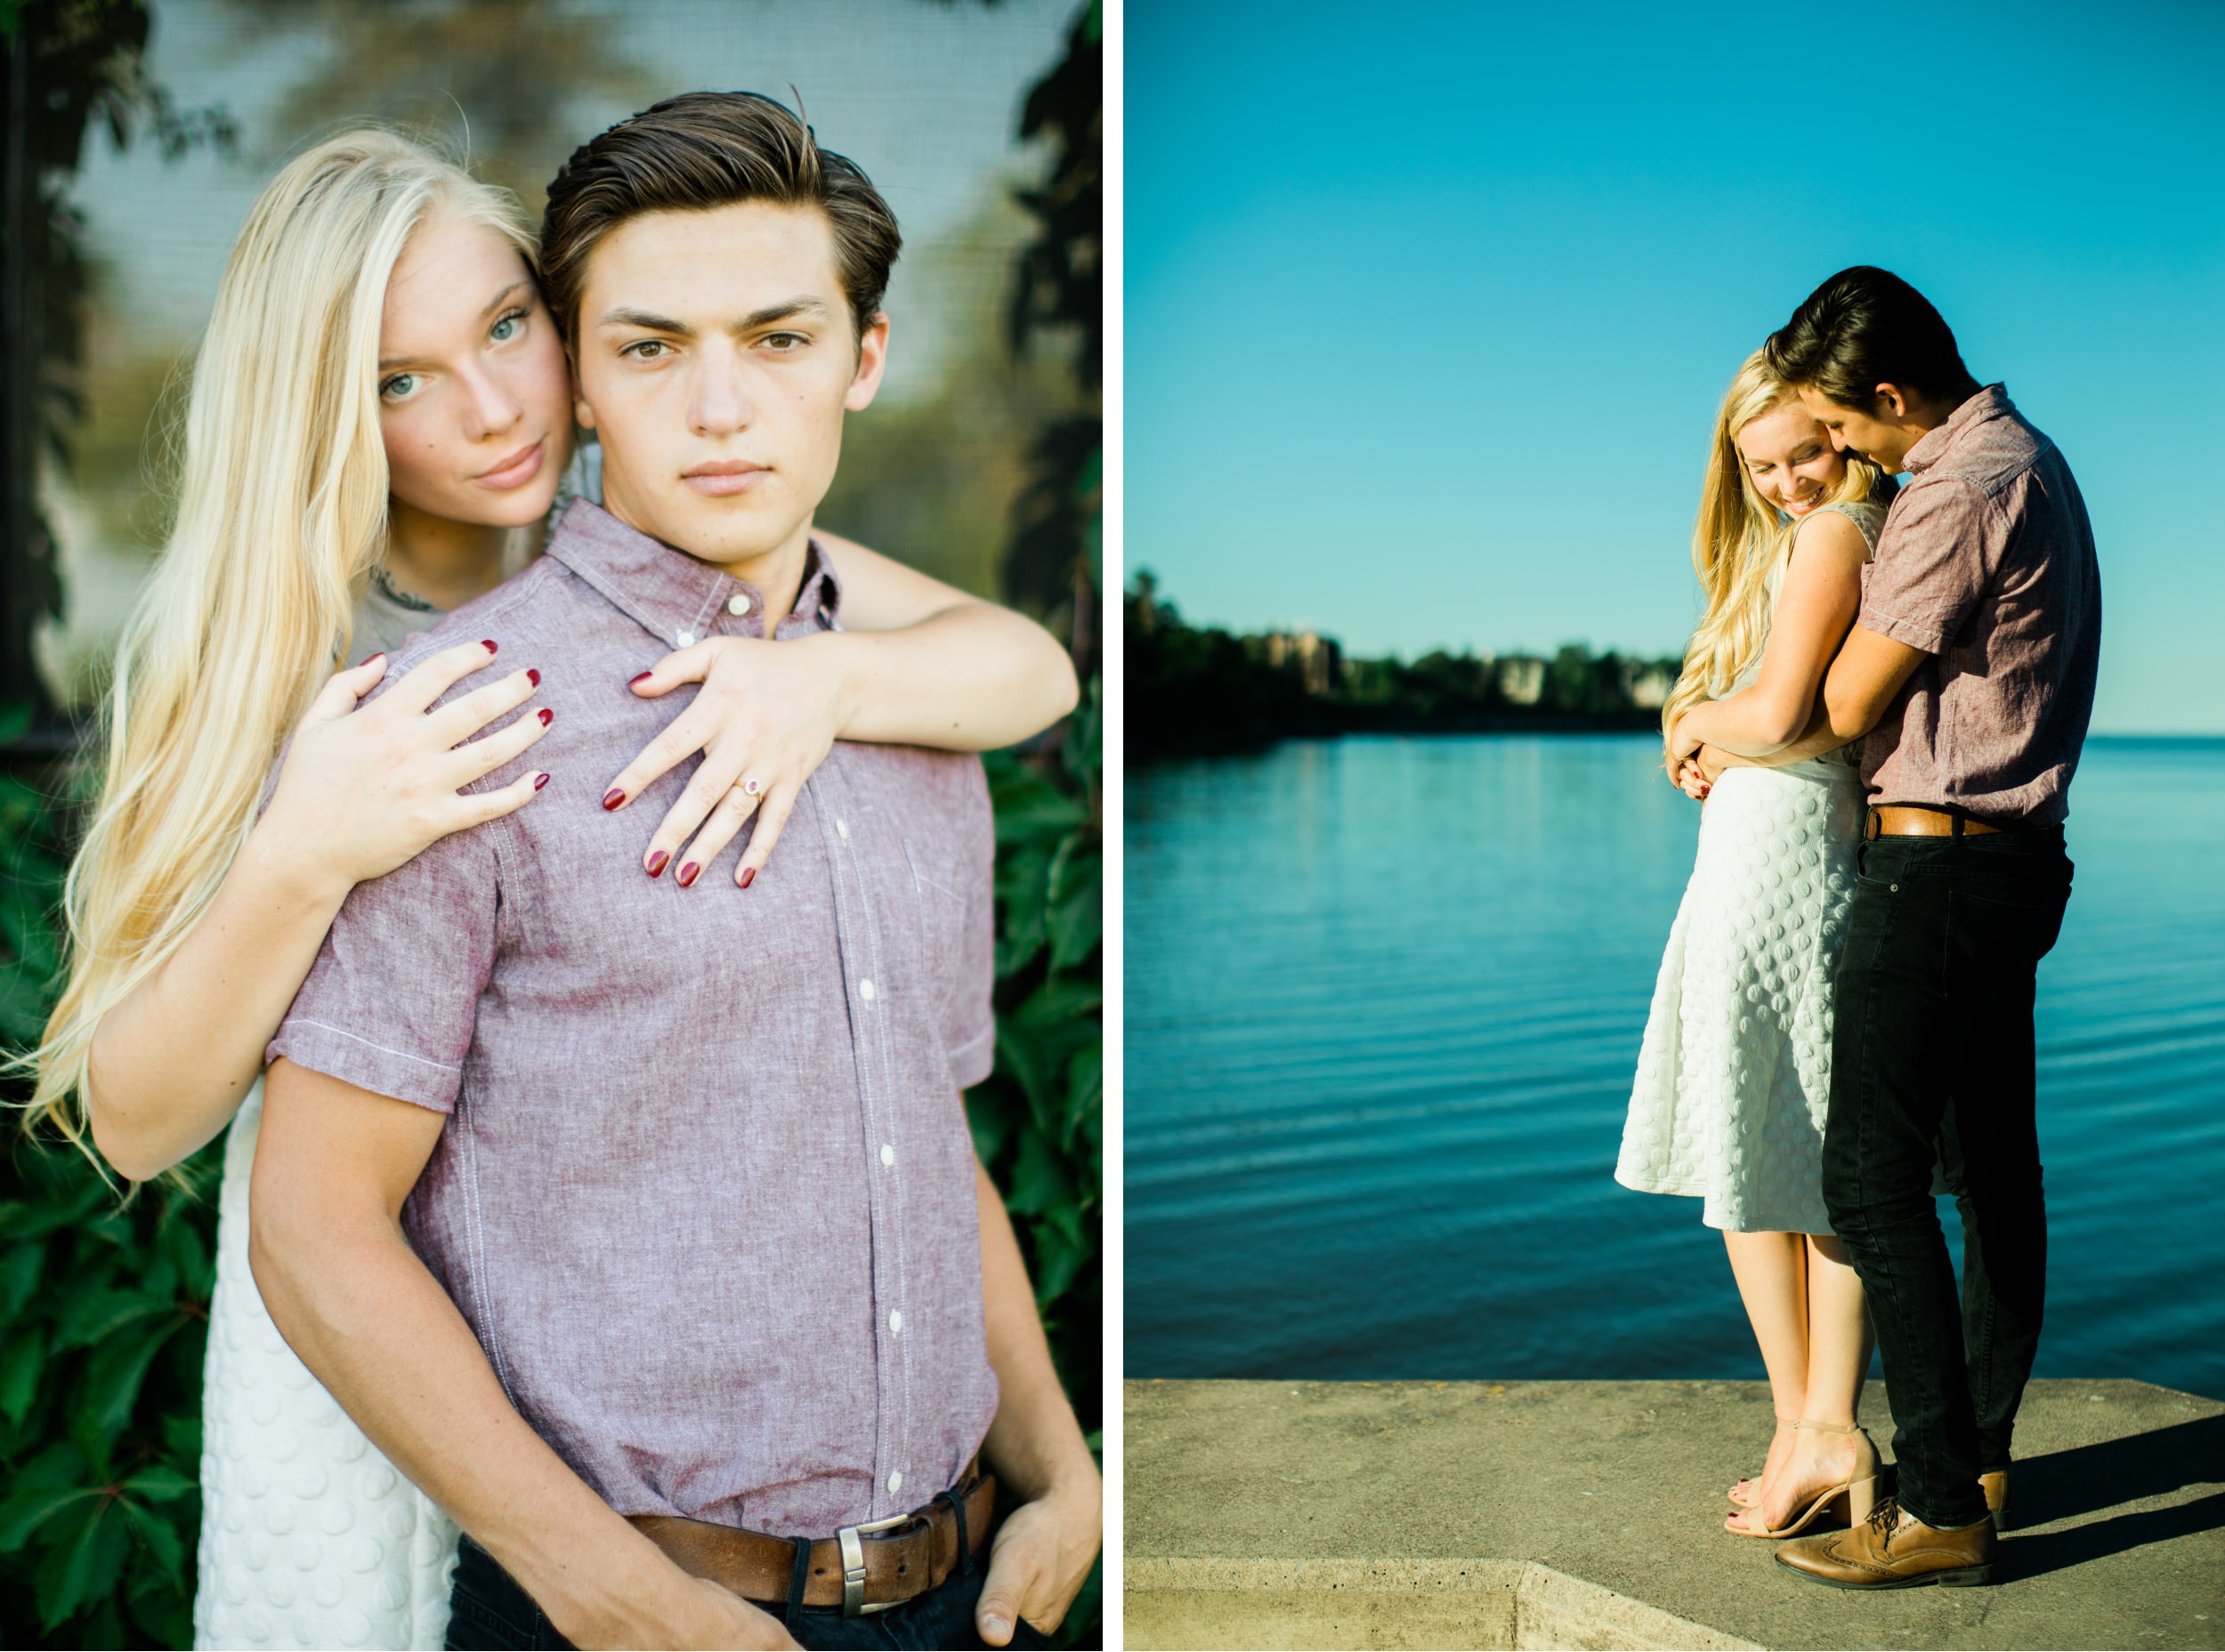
541,499,845,648
1903,383,2012,476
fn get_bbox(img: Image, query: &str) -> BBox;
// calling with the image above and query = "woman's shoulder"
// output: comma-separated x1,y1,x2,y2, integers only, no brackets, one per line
1792,501,1881,558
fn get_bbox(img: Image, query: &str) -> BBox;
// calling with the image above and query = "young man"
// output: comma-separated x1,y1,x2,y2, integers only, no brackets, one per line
251,93,1099,1650
1677,266,2100,1589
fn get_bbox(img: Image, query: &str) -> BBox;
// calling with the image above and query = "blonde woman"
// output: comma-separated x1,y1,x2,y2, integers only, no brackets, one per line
23,132,1076,1649
1615,351,1895,1540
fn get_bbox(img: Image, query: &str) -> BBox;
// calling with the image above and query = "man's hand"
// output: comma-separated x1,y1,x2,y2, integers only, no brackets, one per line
975,1475,1102,1645
971,1150,1103,1645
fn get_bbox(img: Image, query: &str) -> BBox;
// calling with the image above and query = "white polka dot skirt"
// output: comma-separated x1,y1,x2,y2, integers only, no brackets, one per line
1617,765,1866,1235
195,1081,460,1650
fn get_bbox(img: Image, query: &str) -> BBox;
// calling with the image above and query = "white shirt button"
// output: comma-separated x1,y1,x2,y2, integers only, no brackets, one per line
675,629,694,649
879,1143,895,1168
836,818,850,839
859,978,876,1001
886,1470,903,1496
888,1310,902,1334
726,593,751,616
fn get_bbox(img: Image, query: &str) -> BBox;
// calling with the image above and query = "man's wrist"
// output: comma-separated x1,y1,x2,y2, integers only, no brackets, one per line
992,1436,1102,1510
505,1523,692,1645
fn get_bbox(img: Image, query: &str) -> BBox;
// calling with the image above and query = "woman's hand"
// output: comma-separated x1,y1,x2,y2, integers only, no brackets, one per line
599,635,846,890
259,640,550,899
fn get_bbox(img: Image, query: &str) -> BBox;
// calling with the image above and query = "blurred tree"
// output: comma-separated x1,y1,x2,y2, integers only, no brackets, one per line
214,0,650,209
819,190,1086,599
0,0,231,742
999,0,1099,672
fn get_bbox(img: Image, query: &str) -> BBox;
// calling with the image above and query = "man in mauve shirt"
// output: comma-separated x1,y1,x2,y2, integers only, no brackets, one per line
1679,267,2100,1590
252,93,1099,1650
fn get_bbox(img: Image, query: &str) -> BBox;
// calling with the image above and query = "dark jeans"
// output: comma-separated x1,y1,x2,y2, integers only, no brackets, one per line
1822,826,2072,1531
444,1530,1051,1651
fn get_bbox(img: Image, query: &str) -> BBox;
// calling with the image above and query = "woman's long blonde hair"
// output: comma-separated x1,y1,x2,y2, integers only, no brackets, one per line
1661,350,1888,742
19,131,534,1164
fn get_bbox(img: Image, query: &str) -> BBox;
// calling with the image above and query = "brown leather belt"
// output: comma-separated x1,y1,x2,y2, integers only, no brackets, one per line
1866,805,2004,839
627,1464,993,1617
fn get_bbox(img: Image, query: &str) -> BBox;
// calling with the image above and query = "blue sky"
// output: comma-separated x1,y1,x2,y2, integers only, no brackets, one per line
1127,0,2225,733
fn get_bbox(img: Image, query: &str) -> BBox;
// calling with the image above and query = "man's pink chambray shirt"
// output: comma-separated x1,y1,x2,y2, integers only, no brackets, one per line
1857,385,2100,825
267,500,1000,1538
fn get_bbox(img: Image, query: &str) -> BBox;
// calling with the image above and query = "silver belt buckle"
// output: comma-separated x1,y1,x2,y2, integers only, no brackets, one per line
836,1512,912,1616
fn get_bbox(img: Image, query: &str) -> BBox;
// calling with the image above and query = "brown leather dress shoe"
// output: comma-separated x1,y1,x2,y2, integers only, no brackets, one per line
1980,1467,2011,1532
1775,1496,1997,1590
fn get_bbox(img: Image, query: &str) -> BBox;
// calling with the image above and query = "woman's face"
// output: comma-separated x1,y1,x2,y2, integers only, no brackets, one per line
376,213,572,528
1736,401,1845,520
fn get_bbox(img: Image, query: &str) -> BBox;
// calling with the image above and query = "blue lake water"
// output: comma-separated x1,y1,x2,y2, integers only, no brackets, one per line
1124,735,2225,1399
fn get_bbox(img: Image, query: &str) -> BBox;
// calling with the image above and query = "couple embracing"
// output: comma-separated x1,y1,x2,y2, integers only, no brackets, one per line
28,93,1100,1648
1619,268,2100,1588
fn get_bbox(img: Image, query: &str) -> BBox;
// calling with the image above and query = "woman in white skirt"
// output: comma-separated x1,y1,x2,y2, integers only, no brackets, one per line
1617,350,1895,1538
22,131,1079,1649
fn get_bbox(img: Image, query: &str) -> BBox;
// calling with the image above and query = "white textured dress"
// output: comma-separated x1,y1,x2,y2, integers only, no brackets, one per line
1616,499,1885,1235
195,575,462,1651
194,1080,461,1650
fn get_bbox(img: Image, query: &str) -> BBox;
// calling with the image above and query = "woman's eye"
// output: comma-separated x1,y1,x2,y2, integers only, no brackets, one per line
379,373,419,401
490,309,527,344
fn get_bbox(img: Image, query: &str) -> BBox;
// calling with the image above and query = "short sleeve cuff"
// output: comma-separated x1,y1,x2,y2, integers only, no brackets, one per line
266,1018,462,1113
1859,603,1949,657
947,1020,996,1093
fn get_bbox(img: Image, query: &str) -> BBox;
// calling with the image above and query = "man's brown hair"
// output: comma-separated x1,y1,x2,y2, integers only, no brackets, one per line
1764,266,1979,412
539,91,901,347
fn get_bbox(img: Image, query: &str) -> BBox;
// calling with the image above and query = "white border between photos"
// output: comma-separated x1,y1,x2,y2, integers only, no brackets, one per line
1098,0,1125,1642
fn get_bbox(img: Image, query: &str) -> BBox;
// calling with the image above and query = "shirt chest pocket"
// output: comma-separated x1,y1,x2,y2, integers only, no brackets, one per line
902,836,971,984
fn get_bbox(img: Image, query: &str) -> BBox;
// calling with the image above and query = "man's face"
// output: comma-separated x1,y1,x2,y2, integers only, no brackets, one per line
1796,385,1909,473
572,201,886,567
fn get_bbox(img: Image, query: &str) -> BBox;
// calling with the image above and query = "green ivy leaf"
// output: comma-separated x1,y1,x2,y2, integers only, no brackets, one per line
120,1465,195,1503
33,1497,131,1630
1030,1219,1087,1306
120,1497,185,1589
0,1481,95,1555
1046,833,1102,973
1005,1123,1071,1218
0,1323,44,1427
78,1314,182,1437
0,1240,43,1324
50,1285,166,1353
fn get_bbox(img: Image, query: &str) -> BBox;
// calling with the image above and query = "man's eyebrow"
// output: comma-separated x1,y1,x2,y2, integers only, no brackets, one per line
600,306,696,336
730,297,829,335
378,282,531,370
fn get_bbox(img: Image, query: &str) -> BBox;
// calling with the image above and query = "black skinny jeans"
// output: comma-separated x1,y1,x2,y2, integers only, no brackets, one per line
1822,825,2072,1531
444,1528,1052,1651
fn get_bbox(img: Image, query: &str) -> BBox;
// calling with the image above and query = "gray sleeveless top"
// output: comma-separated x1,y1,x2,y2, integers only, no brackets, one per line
348,443,603,667
1727,497,1889,781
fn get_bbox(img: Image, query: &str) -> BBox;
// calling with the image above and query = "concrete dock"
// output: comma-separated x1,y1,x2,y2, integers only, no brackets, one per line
1125,1378,2225,1650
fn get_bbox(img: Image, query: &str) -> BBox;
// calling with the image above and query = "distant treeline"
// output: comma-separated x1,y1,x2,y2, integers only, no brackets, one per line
1128,572,1686,760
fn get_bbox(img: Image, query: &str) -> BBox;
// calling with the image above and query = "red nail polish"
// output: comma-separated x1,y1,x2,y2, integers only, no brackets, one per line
481,639,498,653
677,862,700,887
603,788,625,811
533,772,551,791
740,866,756,889
628,671,652,687
527,668,540,686
538,708,554,726
364,652,386,667
646,849,669,878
